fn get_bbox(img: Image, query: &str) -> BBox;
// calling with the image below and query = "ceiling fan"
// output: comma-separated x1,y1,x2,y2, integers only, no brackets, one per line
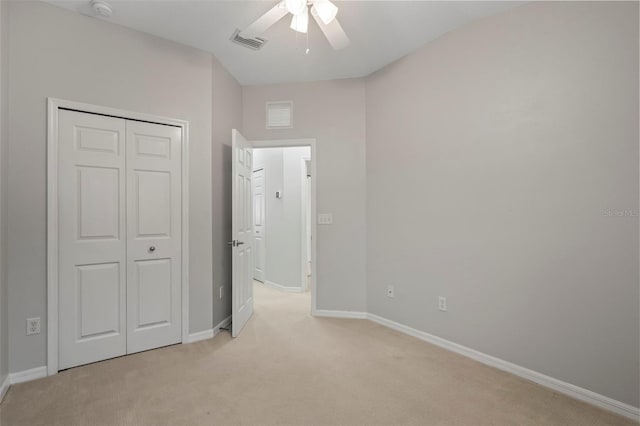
241,0,350,50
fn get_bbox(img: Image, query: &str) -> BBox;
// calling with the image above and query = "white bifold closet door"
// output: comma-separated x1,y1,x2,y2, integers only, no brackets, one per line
58,109,182,370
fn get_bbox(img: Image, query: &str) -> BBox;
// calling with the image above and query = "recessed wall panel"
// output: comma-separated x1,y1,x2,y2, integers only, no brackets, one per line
135,134,171,159
135,259,172,329
75,126,119,155
254,193,263,226
244,177,251,231
77,263,121,340
77,166,120,240
136,171,171,237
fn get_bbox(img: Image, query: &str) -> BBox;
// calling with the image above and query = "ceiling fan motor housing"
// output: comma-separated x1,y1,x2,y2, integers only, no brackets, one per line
285,0,307,16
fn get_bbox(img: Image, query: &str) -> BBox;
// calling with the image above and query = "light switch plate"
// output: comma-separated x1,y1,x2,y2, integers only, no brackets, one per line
318,213,333,225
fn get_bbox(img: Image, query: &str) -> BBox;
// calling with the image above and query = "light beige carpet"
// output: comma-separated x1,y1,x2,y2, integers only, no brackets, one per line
0,282,636,426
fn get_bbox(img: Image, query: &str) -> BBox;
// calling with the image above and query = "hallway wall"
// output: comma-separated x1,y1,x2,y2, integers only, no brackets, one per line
243,79,367,313
211,56,243,327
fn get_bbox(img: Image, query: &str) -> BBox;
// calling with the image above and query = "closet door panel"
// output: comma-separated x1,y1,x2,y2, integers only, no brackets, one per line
126,120,182,354
58,110,127,370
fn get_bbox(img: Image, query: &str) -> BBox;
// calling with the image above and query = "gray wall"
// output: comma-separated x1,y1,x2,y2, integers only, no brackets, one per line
254,147,310,289
366,1,639,407
6,1,241,373
211,56,243,327
0,0,9,385
254,148,284,285
243,80,367,312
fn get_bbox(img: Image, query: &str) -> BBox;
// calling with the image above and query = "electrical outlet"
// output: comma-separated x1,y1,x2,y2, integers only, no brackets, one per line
219,286,224,299
26,317,40,335
387,285,395,298
438,297,447,312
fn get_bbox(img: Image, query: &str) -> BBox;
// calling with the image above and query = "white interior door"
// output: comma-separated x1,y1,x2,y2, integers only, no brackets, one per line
252,168,266,282
58,110,127,370
231,129,254,337
126,121,182,353
306,173,312,277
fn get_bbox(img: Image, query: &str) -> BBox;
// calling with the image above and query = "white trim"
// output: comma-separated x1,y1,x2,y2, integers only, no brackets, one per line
187,329,214,343
314,310,367,319
186,316,232,343
263,280,304,293
300,157,310,292
213,315,232,336
180,114,190,348
46,99,59,377
0,375,9,402
251,139,317,316
46,98,190,376
9,366,47,385
366,313,640,421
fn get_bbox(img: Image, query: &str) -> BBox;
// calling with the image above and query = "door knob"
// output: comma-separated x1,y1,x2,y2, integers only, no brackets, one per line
236,241,245,246
149,246,156,252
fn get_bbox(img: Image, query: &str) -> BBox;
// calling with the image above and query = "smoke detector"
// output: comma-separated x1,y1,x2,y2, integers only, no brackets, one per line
90,0,113,18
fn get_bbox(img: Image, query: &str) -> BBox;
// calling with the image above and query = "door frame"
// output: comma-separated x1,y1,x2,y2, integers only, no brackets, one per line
252,138,317,314
300,157,311,292
46,98,190,376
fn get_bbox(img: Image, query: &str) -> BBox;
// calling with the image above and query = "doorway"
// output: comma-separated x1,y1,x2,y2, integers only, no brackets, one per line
252,146,311,294
230,131,316,338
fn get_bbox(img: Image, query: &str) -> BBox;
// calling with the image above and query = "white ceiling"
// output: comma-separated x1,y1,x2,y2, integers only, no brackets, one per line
44,1,525,86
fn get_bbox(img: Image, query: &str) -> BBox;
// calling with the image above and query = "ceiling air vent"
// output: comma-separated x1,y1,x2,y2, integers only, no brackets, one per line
230,29,267,51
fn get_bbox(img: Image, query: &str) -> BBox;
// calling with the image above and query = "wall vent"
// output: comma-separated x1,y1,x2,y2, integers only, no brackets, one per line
230,29,267,51
266,101,293,129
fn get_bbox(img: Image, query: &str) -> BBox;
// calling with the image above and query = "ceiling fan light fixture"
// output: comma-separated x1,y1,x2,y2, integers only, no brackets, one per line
290,8,309,33
243,0,350,50
285,0,307,16
312,0,338,25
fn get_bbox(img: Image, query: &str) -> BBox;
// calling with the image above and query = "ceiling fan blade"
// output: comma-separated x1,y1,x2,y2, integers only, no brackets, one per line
311,6,350,50
242,2,289,38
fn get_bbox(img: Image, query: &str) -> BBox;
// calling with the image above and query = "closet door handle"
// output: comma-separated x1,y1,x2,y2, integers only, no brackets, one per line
149,246,156,253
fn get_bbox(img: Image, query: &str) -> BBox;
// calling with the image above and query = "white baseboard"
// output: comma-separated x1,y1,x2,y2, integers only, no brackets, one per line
0,374,9,402
263,280,303,293
186,315,232,344
213,316,232,336
366,313,640,421
8,366,47,385
186,328,213,343
313,309,367,319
